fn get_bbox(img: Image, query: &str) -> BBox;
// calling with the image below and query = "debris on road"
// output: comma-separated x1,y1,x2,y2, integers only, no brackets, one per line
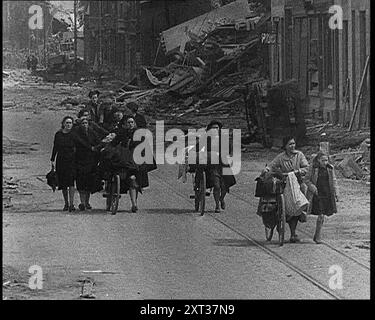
329,138,371,181
3,136,39,155
3,176,34,209
82,270,116,274
78,278,96,299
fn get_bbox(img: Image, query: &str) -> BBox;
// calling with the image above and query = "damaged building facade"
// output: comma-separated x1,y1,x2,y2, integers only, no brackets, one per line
82,0,215,81
269,0,370,130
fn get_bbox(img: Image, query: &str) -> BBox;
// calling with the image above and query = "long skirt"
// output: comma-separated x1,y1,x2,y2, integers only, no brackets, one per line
310,194,336,216
56,155,75,190
206,164,236,192
76,163,98,192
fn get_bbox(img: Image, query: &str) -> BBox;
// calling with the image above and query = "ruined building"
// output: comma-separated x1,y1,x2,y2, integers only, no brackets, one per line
269,0,370,130
82,0,219,81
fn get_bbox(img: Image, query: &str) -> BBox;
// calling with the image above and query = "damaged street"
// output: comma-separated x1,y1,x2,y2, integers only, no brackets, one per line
3,0,370,301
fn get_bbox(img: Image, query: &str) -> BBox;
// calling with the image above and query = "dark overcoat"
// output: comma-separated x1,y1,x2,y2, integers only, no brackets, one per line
304,163,338,215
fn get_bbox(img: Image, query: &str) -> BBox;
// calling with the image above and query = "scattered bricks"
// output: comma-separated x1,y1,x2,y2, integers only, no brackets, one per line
3,101,15,108
337,156,364,179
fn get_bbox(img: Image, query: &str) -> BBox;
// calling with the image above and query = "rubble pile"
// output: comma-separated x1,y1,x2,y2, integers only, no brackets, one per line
305,123,370,152
3,136,39,155
331,138,370,181
3,69,43,89
3,176,33,209
303,120,370,181
113,12,269,136
3,48,29,69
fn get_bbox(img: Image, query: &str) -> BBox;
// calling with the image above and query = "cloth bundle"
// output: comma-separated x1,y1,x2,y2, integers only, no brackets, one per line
283,172,308,217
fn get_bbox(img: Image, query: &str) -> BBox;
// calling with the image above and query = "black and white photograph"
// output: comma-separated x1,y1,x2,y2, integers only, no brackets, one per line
3,0,370,303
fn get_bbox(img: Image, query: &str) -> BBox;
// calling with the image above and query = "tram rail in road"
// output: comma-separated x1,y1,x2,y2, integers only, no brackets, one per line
152,169,370,300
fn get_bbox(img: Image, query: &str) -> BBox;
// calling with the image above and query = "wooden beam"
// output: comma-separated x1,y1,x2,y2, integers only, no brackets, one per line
348,55,370,131
357,10,367,129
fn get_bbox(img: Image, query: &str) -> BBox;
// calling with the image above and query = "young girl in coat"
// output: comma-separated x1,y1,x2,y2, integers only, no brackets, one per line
305,151,338,244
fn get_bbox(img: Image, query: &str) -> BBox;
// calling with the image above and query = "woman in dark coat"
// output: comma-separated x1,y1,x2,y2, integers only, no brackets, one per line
50,116,76,212
76,108,109,139
73,117,101,211
111,116,155,212
305,151,338,244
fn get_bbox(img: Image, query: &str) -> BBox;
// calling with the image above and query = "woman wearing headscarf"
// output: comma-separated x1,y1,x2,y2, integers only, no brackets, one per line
263,135,309,243
76,108,109,139
50,116,76,212
73,116,101,211
110,116,155,212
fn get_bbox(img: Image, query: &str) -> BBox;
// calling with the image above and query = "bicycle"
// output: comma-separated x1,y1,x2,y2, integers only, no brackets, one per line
262,193,286,246
97,144,121,215
103,172,121,215
256,173,286,246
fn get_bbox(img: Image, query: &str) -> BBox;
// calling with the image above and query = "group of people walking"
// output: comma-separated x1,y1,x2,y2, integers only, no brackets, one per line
51,90,337,244
51,90,150,213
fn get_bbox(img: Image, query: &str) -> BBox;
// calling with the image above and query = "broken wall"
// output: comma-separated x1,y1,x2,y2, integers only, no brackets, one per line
141,0,214,66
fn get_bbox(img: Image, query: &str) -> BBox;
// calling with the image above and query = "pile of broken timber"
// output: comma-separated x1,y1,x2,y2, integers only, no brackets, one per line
306,122,330,136
331,138,370,181
115,88,158,103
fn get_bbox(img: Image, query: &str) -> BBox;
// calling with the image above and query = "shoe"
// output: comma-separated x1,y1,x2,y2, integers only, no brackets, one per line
220,200,226,210
78,203,85,211
68,205,76,212
313,235,323,244
63,204,69,211
215,207,220,213
131,205,138,213
85,204,92,210
290,235,301,243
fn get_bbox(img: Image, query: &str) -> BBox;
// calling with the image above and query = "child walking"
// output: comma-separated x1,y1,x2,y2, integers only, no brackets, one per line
305,151,338,244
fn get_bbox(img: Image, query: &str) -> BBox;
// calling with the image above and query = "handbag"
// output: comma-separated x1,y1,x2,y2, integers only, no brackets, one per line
46,166,58,192
255,172,284,197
